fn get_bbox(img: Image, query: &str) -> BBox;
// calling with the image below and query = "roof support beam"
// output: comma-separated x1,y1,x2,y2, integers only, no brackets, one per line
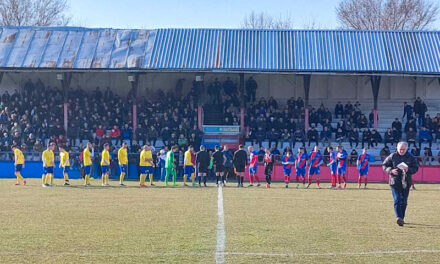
239,73,245,136
0,72,4,86
128,73,140,135
303,74,311,132
58,72,72,136
370,75,381,130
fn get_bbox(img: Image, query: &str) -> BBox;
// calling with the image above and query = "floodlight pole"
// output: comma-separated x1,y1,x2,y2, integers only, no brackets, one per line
370,75,381,130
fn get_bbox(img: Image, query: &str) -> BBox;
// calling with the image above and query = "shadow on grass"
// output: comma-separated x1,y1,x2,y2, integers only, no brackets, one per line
405,223,440,229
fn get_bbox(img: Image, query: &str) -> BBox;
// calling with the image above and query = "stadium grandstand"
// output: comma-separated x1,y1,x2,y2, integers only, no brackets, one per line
0,26,440,182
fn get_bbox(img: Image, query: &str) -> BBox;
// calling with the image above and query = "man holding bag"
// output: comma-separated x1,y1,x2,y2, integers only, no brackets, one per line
382,142,419,227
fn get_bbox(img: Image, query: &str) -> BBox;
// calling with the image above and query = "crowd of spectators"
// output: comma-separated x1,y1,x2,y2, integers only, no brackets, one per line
0,79,201,157
1,78,440,166
244,95,440,163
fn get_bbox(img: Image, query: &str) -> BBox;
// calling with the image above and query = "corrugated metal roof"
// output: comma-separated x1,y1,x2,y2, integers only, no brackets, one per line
0,26,439,74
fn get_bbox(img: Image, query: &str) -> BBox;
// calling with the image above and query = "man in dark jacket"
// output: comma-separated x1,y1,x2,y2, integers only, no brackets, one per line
233,145,248,187
382,142,419,227
196,146,210,187
223,145,234,183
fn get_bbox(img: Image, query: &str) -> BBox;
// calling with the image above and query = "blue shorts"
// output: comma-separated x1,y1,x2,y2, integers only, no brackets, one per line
249,166,257,174
184,165,194,175
337,167,346,175
296,168,306,177
84,165,91,175
119,164,128,173
101,165,109,174
63,166,70,173
309,166,320,175
359,169,368,176
283,169,292,176
43,166,54,174
140,166,154,174
15,164,23,172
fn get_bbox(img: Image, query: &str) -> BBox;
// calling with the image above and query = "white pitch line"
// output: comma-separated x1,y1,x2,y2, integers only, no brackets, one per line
215,185,226,264
0,249,439,258
225,249,440,257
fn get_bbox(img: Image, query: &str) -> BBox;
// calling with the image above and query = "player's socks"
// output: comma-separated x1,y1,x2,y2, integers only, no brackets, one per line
139,173,145,185
119,172,125,185
364,177,368,188
249,175,254,185
64,172,69,182
284,175,290,185
172,171,177,186
308,177,312,185
184,174,188,185
149,174,154,185
102,174,106,185
316,179,320,188
84,174,89,185
41,174,46,185
255,175,260,184
337,174,342,185
191,173,196,186
15,172,23,184
358,177,362,185
302,177,305,185
44,174,50,185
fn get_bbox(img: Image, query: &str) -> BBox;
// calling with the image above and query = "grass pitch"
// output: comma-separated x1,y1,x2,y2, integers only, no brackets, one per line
0,179,439,264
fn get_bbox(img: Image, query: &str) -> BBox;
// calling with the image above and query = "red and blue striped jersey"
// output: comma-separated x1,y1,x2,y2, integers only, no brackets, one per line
282,155,295,170
309,151,322,168
357,153,371,170
337,150,347,169
328,152,337,171
249,151,258,167
296,153,308,169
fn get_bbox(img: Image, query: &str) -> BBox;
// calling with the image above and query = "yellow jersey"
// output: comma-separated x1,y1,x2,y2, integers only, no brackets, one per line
140,150,153,166
118,147,128,165
101,149,110,166
83,148,92,166
60,151,70,167
42,150,54,167
14,148,24,165
184,150,193,166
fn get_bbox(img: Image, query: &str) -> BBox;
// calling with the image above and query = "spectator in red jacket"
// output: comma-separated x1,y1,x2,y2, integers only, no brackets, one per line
110,125,121,146
95,125,104,140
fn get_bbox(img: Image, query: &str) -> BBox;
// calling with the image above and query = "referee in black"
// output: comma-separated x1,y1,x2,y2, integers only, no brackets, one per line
382,142,419,226
233,145,247,188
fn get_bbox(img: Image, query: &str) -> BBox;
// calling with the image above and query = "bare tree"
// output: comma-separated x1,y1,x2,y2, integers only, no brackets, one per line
336,0,439,30
0,0,70,26
242,11,292,29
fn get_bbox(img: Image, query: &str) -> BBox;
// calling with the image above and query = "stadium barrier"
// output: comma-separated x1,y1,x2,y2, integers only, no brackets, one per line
0,152,438,183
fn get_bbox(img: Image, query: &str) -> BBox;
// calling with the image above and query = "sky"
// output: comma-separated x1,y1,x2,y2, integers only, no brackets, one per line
68,0,440,30
68,0,341,29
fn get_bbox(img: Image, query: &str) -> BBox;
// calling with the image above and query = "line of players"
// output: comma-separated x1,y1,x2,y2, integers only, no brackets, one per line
11,141,374,189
